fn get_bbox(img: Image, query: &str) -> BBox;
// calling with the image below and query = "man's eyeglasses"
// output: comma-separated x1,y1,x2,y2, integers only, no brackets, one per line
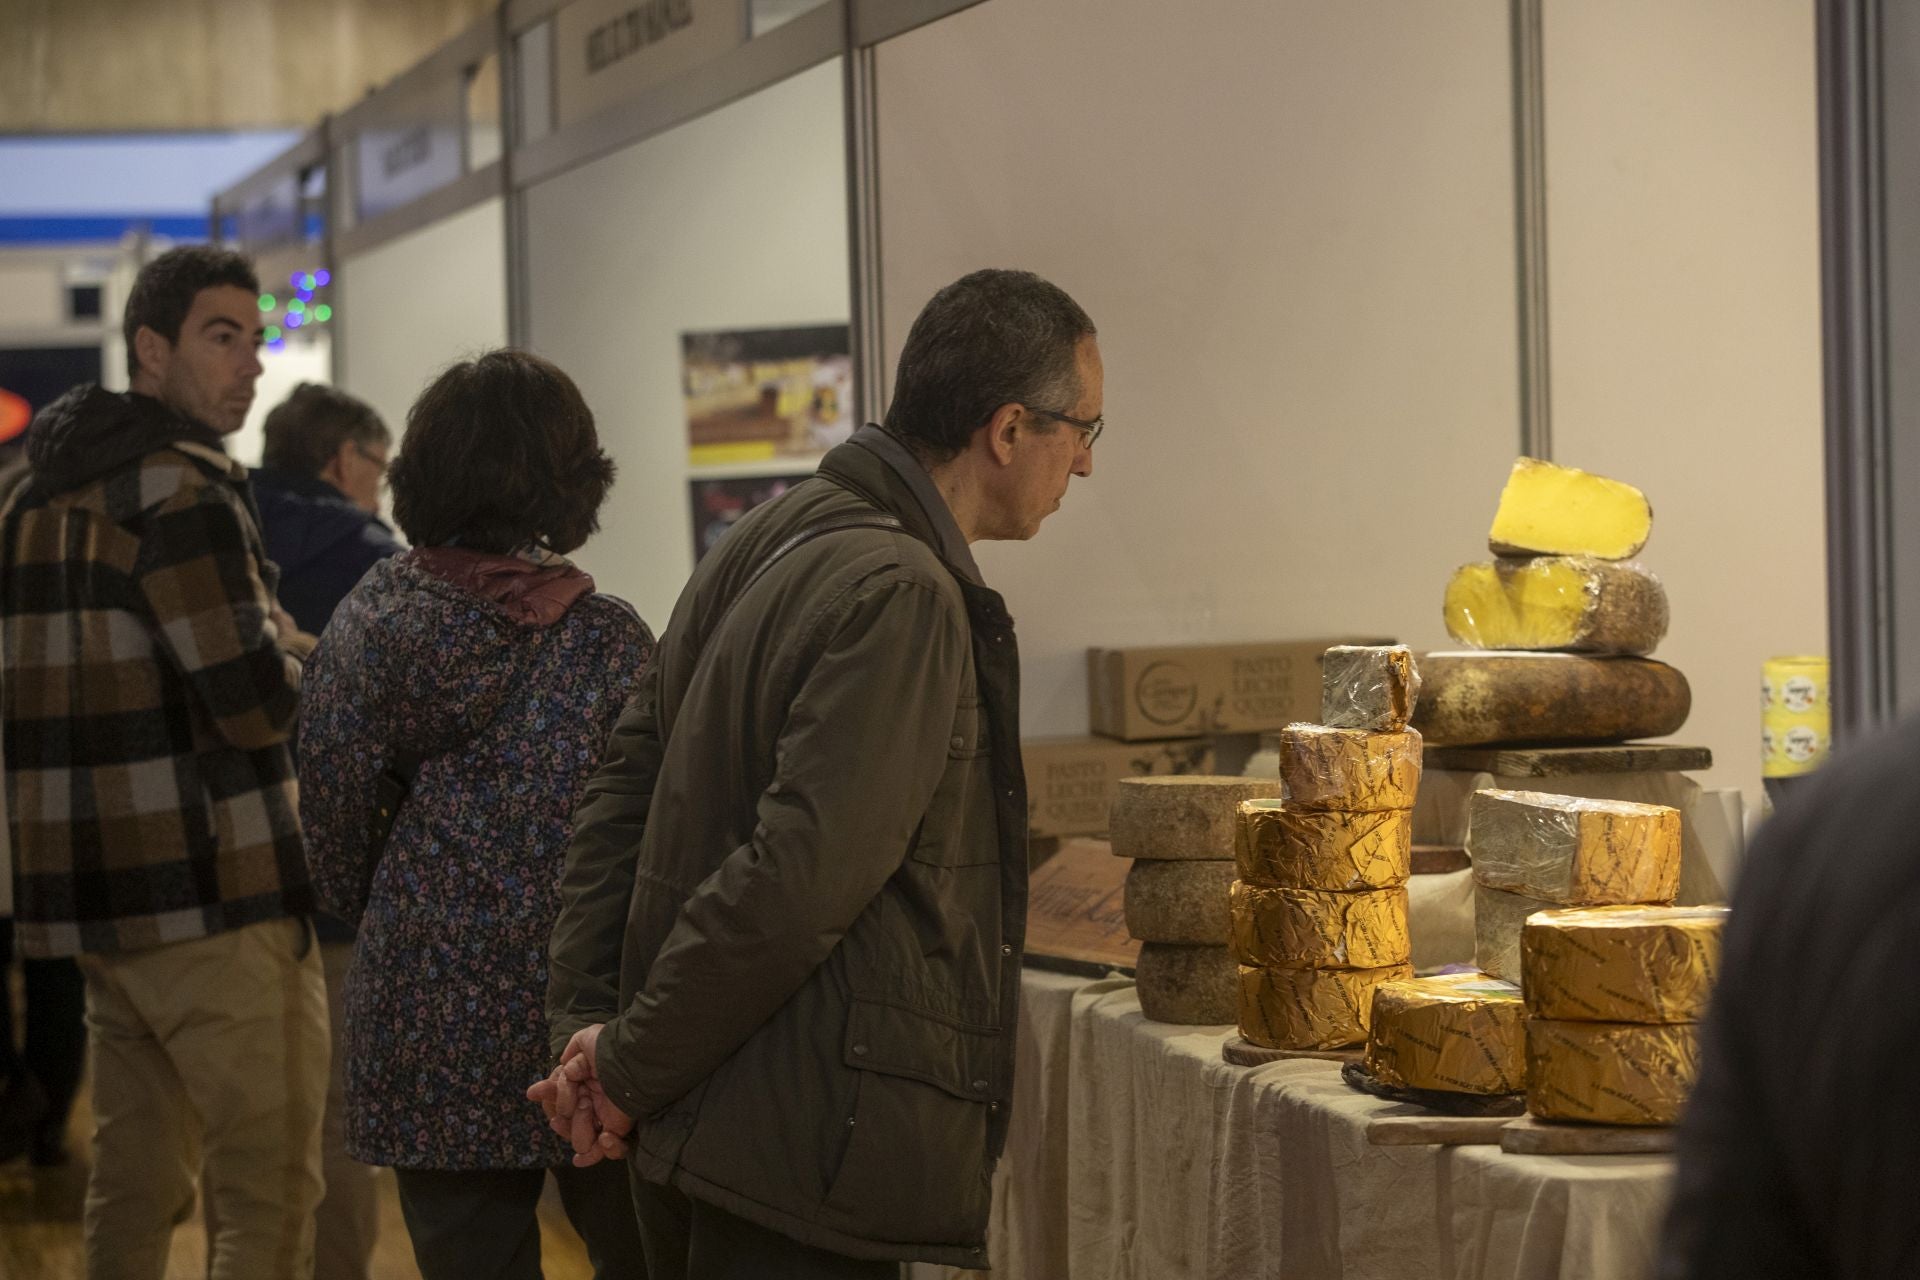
1025,406,1104,450
354,444,390,476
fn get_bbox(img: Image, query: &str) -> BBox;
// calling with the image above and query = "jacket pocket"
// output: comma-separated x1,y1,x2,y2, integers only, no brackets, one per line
906,697,999,868
823,997,998,1245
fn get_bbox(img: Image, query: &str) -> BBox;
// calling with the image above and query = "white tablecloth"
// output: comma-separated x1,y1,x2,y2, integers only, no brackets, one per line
918,969,1674,1280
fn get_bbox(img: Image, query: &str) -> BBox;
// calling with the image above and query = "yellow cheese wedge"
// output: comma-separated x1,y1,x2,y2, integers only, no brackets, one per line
1238,962,1412,1051
1526,1018,1700,1126
1488,457,1653,560
1229,881,1410,970
1467,789,1681,906
1443,558,1670,656
1522,904,1726,1023
1235,799,1412,891
1277,724,1422,812
1365,972,1526,1095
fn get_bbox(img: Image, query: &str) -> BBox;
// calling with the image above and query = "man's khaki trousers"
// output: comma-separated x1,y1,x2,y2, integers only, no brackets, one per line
77,915,328,1280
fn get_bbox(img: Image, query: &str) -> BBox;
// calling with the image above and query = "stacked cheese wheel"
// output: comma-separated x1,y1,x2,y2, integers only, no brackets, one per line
1468,788,1683,985
1112,775,1281,1024
1231,647,1421,1051
1363,971,1526,1095
1417,458,1691,747
1520,904,1726,1125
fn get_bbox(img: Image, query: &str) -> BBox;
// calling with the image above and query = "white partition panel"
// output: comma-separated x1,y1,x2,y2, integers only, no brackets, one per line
875,1,1519,739
336,197,509,439
523,59,848,624
1543,0,1824,809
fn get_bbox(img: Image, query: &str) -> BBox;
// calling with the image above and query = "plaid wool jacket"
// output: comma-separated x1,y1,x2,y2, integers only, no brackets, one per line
1,387,314,956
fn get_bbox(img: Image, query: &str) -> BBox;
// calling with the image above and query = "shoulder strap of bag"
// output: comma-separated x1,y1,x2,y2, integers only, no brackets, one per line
707,512,905,642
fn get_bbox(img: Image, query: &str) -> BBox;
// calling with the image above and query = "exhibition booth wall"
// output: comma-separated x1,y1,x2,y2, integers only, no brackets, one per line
877,0,1824,812
336,197,510,440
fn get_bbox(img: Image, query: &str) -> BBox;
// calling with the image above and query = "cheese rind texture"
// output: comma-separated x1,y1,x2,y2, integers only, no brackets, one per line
1109,775,1283,861
1321,644,1422,731
1235,799,1412,891
1522,904,1726,1023
1229,882,1410,969
1123,858,1235,945
1364,972,1526,1095
1135,943,1238,1025
1443,558,1670,656
1526,1019,1700,1126
1277,724,1422,812
1467,789,1681,905
1474,882,1560,984
1238,962,1413,1051
1413,653,1691,748
1487,457,1653,560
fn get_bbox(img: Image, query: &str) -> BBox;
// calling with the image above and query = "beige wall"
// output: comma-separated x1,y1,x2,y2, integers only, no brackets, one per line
875,0,1520,739
1542,0,1825,809
0,0,494,131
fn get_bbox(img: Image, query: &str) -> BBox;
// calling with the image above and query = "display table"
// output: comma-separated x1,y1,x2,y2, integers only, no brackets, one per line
915,969,1674,1280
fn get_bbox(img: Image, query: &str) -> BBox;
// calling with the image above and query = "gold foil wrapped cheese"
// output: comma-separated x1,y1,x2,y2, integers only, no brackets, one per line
1522,904,1726,1023
1526,1019,1700,1126
1467,789,1681,906
1364,972,1526,1095
1229,882,1410,970
1235,799,1412,891
1238,962,1413,1051
1321,645,1422,732
1474,881,1559,984
1277,724,1422,812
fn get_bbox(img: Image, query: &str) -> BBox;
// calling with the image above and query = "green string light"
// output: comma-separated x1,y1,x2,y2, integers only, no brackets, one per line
313,304,332,323
263,325,281,341
287,299,306,315
258,294,276,311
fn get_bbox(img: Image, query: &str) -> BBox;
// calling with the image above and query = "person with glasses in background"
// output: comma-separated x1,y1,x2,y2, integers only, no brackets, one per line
248,381,404,1280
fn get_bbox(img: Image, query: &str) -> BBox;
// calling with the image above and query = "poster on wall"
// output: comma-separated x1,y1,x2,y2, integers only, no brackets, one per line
0,346,104,448
689,473,807,565
681,324,853,467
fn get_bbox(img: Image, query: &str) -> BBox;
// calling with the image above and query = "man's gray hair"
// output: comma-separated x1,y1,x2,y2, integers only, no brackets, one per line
883,269,1095,461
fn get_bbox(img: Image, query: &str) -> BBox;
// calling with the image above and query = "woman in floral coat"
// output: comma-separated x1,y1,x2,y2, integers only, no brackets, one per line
300,350,652,1279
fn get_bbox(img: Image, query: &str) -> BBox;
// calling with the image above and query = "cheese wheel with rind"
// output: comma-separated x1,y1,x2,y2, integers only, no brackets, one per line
1229,882,1410,970
1522,904,1726,1023
1473,881,1560,984
1237,962,1413,1051
1277,724,1422,812
1444,557,1670,656
1123,858,1235,944
1235,799,1412,891
1413,653,1690,748
1467,789,1681,906
1109,775,1284,861
1526,1019,1700,1126
1364,972,1526,1095
1135,943,1238,1025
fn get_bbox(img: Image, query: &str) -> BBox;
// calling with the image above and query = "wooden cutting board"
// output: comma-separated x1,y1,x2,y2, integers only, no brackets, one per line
1424,743,1713,777
1499,1113,1676,1155
1366,1113,1510,1146
1222,1037,1361,1067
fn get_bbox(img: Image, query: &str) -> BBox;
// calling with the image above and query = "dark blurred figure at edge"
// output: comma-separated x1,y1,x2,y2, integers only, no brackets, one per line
1659,714,1920,1277
249,382,403,1280
0,434,86,1171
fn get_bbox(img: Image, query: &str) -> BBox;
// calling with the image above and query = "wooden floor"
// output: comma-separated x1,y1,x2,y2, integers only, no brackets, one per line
0,1088,594,1279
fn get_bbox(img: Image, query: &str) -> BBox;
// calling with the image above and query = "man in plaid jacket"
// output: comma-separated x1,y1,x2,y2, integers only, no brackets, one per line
1,246,328,1279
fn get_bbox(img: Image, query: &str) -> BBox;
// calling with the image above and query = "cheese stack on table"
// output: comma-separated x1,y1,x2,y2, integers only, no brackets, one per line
1111,775,1281,1024
1520,903,1726,1125
1363,971,1527,1096
1468,787,1683,983
1418,458,1691,749
1231,647,1421,1051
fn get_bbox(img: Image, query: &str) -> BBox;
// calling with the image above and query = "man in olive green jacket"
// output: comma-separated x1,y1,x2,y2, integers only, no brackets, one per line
534,270,1102,1276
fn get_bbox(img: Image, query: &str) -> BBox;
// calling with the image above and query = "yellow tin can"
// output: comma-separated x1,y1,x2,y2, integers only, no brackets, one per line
1762,656,1830,778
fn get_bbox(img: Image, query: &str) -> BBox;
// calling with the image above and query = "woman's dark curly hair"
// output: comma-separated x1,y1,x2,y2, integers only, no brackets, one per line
390,349,616,555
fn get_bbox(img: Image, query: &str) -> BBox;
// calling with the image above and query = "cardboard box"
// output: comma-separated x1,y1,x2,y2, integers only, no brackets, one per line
1022,735,1215,839
1087,638,1394,741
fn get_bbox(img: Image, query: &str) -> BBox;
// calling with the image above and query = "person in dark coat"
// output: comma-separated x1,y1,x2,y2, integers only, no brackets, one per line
248,381,402,1280
536,270,1101,1277
251,382,403,637
299,350,653,1280
1659,714,1920,1277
